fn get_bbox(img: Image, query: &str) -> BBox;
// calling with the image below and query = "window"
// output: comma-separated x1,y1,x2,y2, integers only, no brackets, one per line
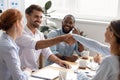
51,0,119,21
25,0,120,22
74,0,119,21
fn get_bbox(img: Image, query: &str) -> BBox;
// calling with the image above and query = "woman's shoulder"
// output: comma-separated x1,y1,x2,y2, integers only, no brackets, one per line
0,40,15,56
0,39,11,47
102,55,119,66
0,36,17,50
103,55,118,60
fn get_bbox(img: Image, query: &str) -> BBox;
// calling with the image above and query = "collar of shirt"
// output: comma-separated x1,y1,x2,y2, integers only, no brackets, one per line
59,28,72,35
1,32,19,53
24,25,40,36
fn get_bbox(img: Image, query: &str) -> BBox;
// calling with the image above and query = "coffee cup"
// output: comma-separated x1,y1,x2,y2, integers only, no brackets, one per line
79,59,88,69
59,70,67,80
81,50,89,59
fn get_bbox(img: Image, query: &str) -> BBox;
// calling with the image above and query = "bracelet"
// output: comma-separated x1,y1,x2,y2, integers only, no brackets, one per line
61,56,66,60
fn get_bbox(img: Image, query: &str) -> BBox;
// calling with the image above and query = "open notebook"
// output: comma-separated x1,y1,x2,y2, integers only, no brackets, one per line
31,68,59,80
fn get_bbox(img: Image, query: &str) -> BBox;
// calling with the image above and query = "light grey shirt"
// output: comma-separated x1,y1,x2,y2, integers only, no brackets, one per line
0,33,28,80
73,34,119,80
92,55,119,80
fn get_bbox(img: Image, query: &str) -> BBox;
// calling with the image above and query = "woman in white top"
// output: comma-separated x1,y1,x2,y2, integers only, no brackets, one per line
73,20,120,80
0,9,32,80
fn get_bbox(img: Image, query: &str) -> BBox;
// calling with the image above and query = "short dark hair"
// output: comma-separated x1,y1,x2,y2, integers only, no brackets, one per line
25,4,43,15
63,14,75,23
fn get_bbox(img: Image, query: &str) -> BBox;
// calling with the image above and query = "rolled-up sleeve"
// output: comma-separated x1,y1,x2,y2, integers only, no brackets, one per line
41,47,53,59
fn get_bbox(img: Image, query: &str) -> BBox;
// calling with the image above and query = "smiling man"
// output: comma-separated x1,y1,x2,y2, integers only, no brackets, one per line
46,14,84,66
16,5,76,70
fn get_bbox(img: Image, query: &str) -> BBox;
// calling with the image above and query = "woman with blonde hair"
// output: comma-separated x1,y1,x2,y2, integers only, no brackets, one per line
0,9,31,80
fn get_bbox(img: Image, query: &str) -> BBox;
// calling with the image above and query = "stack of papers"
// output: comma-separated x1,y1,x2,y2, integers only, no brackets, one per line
31,68,59,80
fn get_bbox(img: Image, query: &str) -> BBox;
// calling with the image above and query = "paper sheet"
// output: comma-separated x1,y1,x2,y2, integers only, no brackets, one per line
32,68,59,80
29,76,44,80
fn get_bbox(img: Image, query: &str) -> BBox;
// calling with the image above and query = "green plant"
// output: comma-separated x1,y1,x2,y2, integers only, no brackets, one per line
44,0,51,17
43,0,56,17
40,0,56,33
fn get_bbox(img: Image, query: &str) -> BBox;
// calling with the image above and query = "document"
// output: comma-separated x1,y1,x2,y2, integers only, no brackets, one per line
29,76,44,80
31,68,59,80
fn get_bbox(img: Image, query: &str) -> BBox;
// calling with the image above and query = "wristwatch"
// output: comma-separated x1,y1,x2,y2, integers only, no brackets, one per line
61,55,66,60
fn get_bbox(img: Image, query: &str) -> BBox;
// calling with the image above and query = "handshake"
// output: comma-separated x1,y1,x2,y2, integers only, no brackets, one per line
61,34,76,45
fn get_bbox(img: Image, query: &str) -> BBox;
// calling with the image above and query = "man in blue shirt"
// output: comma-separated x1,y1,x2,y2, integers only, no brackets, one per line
46,14,84,65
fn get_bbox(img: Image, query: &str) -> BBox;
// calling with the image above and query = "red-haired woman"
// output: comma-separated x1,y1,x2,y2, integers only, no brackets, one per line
0,9,32,80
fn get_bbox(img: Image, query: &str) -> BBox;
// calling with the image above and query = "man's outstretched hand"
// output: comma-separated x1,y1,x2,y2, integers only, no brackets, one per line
63,34,76,45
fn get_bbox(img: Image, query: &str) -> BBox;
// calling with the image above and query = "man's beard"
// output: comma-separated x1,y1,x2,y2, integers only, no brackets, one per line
33,24,39,28
31,21,40,28
62,27,72,34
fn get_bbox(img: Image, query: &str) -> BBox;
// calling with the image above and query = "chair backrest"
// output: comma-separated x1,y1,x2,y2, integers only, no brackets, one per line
39,53,44,69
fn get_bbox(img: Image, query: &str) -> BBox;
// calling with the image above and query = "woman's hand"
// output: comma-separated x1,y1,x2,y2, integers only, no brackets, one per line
94,54,101,64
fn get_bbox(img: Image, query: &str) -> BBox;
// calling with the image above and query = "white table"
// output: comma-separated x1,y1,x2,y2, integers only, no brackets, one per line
29,57,98,80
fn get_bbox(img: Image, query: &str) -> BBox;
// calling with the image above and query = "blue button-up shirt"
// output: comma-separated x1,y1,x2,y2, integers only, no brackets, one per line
47,29,80,56
0,33,28,80
46,29,81,65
